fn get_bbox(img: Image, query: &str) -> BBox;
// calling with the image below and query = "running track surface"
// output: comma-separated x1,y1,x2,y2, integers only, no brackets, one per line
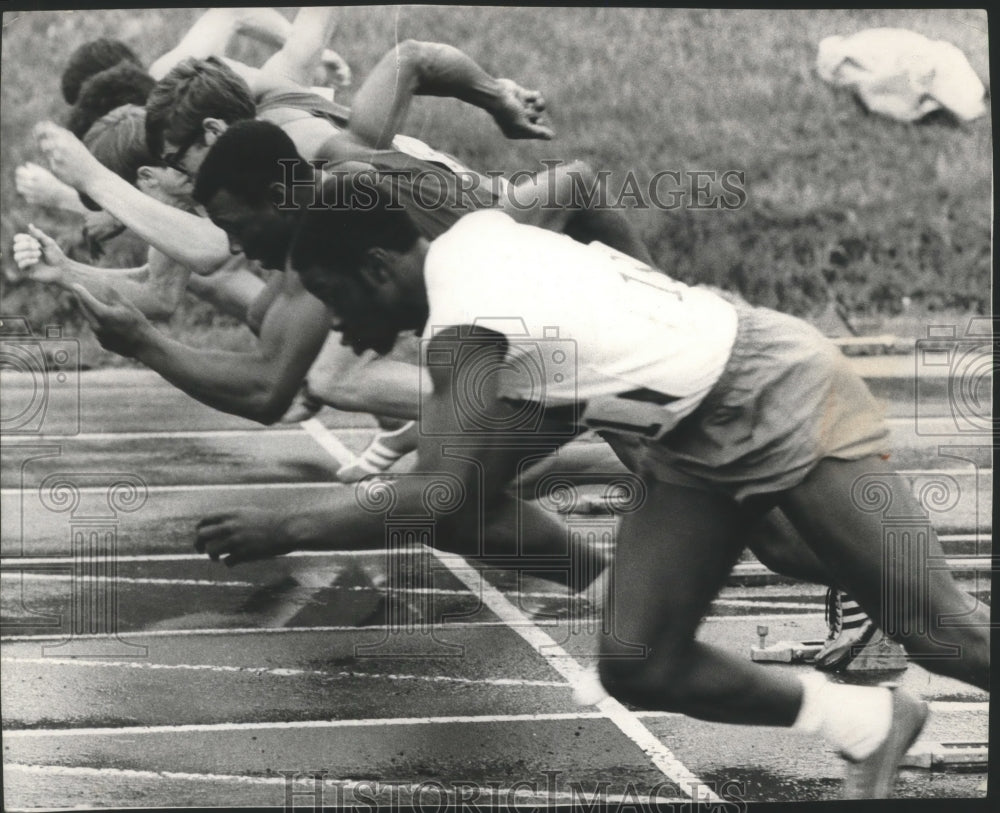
0,367,991,808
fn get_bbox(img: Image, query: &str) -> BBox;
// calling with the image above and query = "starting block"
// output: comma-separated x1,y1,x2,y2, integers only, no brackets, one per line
750,626,908,671
902,741,989,772
751,638,825,664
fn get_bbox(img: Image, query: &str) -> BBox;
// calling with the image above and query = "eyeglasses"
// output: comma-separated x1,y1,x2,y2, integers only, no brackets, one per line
162,130,203,173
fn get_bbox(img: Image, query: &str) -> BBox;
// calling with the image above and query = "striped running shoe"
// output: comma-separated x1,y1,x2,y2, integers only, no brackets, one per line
814,588,878,671
336,420,418,482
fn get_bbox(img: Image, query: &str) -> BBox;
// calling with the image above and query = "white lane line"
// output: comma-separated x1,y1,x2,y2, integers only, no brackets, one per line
0,656,566,688
0,764,690,802
1,471,990,498
631,701,989,718
0,549,422,566
29,429,300,441
300,418,358,469
711,598,818,610
924,701,991,713
0,482,338,497
0,620,529,642
19,417,977,439
0,573,252,587
5,542,985,568
0,608,830,643
0,612,825,644
702,612,821,622
5,701,986,742
1,571,820,610
3,711,609,738
430,550,719,803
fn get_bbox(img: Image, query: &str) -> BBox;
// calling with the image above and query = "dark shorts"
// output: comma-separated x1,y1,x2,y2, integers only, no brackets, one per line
602,300,890,502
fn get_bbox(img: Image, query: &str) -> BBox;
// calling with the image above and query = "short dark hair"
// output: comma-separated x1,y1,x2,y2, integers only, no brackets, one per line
61,37,142,105
291,173,422,303
145,57,256,158
193,119,302,206
66,62,155,138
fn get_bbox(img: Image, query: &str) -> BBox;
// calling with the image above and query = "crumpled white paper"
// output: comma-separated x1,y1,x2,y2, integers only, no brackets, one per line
817,28,987,122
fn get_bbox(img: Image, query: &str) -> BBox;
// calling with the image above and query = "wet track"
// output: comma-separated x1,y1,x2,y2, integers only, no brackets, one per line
0,363,991,808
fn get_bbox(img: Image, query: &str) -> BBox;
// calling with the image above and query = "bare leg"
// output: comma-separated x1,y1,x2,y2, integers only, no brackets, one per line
747,508,835,584
778,456,989,690
599,481,803,724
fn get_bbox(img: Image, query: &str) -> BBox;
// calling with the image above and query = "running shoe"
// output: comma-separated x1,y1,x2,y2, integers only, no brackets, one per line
337,420,418,482
814,588,878,671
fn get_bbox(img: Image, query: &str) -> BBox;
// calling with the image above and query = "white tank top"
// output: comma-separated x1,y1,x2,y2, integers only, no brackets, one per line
422,211,738,440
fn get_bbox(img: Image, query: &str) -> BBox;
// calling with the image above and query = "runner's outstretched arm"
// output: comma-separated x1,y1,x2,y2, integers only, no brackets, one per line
149,8,349,86
13,225,190,320
194,327,582,573
257,7,339,90
71,273,329,425
15,162,88,215
347,39,553,149
35,122,230,274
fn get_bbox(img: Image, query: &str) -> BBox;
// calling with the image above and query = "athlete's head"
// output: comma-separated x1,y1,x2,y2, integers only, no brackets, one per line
83,104,192,210
61,37,142,105
290,173,429,356
194,119,311,270
66,61,155,138
145,57,256,178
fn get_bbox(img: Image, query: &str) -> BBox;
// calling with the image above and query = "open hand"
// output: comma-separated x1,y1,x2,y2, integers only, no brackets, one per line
195,508,298,566
34,121,106,192
492,78,554,140
70,283,150,358
11,224,69,284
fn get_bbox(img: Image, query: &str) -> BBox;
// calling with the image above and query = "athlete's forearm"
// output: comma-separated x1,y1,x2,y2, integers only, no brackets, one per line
82,172,230,274
149,8,287,80
348,40,510,148
51,178,89,215
131,328,296,423
402,41,510,111
321,355,425,420
284,477,584,574
231,7,292,50
258,7,337,88
51,255,185,321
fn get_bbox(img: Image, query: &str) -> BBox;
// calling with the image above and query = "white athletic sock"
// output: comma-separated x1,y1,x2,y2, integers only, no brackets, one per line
792,673,893,761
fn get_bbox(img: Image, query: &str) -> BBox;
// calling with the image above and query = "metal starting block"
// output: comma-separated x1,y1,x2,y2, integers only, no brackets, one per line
901,741,989,772
750,639,825,663
750,625,908,670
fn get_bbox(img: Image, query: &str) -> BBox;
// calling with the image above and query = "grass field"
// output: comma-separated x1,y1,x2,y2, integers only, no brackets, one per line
0,7,991,368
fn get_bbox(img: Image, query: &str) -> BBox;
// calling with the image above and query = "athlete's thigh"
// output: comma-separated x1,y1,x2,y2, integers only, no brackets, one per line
776,455,975,628
602,481,748,660
745,507,833,584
